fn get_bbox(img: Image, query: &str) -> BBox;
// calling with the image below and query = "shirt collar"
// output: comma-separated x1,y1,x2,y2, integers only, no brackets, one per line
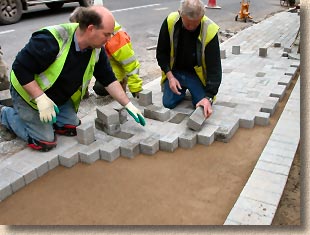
74,32,89,52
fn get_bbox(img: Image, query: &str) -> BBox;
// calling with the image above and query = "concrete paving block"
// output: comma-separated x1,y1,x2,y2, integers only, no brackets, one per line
138,89,152,106
254,112,270,126
159,132,179,152
59,144,86,168
5,160,38,185
197,125,218,146
226,198,274,225
0,179,12,201
259,48,267,57
0,167,25,193
261,97,279,115
33,162,49,178
95,117,105,131
232,196,276,219
278,75,292,87
232,45,240,55
52,135,79,155
273,42,281,47
48,157,59,170
270,85,286,101
140,136,159,155
267,139,298,152
79,141,101,164
290,62,300,68
120,141,140,159
255,159,291,176
100,139,121,162
103,123,121,136
270,131,299,146
20,153,56,178
109,130,134,140
263,145,295,161
187,106,205,131
246,169,287,195
285,66,297,76
117,120,146,139
179,130,197,149
215,121,239,143
76,122,95,145
283,47,292,53
118,108,128,124
96,106,120,125
259,150,294,167
144,104,171,122
226,206,274,225
239,113,255,129
240,184,282,206
35,152,59,171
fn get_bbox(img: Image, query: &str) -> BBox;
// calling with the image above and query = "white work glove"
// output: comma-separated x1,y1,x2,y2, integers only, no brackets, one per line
35,93,59,123
125,102,146,126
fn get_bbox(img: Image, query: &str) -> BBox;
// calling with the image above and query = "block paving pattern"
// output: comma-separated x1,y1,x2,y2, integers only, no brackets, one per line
0,11,300,225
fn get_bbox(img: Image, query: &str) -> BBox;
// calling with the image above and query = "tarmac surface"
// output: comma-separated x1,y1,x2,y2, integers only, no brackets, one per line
0,8,300,225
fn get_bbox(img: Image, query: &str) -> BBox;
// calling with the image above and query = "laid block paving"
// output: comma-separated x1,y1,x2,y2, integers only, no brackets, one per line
0,11,300,224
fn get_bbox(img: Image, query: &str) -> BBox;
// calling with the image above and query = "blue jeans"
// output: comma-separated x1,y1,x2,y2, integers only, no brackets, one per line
162,70,207,109
0,86,80,142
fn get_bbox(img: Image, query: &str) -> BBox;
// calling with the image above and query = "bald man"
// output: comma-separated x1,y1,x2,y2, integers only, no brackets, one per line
0,6,145,152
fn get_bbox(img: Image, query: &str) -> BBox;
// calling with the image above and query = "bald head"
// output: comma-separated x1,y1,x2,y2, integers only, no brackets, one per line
90,5,115,31
73,5,115,32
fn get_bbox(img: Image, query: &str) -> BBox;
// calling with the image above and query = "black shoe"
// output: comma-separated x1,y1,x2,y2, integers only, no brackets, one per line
27,137,57,152
53,120,81,136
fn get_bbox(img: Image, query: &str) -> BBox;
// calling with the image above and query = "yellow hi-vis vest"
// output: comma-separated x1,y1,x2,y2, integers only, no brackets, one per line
10,23,101,112
161,12,219,86
105,22,142,93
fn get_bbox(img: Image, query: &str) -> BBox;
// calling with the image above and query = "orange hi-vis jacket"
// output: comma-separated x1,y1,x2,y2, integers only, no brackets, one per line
104,22,143,93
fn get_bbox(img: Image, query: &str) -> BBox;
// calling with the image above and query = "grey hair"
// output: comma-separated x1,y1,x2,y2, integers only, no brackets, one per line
179,0,205,19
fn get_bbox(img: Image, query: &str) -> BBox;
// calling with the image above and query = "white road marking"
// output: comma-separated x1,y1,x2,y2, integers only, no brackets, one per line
154,8,169,11
111,4,161,13
0,29,15,35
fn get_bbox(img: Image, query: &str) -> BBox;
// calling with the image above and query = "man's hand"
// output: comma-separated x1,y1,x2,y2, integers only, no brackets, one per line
35,93,59,123
167,76,182,95
125,102,146,126
196,98,213,118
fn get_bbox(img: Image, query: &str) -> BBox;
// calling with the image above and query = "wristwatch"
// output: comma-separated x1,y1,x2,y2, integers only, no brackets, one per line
206,96,213,105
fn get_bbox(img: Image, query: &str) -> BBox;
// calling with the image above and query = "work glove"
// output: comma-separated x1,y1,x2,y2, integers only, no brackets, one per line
35,93,59,123
125,102,146,126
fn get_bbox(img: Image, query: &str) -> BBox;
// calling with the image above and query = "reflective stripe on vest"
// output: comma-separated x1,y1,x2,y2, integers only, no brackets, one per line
161,12,219,86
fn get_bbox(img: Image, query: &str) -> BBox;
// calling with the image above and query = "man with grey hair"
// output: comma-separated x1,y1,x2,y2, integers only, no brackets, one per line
156,0,222,118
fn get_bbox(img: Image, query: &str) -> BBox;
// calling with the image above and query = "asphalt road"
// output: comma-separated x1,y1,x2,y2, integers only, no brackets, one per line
0,0,287,68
